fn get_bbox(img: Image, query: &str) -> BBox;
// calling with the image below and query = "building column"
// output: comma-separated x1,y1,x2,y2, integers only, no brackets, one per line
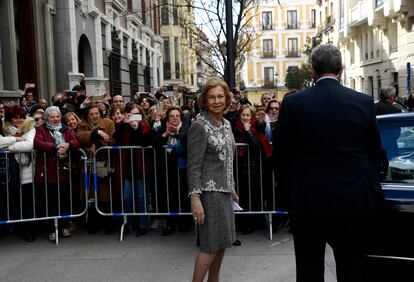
7,0,18,90
43,2,56,97
68,0,84,88
95,15,104,77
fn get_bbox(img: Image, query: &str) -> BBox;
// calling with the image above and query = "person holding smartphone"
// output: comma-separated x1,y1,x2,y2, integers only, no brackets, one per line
113,103,152,236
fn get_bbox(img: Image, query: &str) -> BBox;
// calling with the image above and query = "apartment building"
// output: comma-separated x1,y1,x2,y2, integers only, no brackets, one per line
317,0,414,99
161,0,198,93
242,0,317,104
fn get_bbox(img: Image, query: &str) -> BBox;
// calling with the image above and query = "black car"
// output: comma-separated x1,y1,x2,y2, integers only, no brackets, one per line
365,113,414,281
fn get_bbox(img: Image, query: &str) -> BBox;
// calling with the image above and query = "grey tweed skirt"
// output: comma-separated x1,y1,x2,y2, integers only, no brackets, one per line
196,191,236,253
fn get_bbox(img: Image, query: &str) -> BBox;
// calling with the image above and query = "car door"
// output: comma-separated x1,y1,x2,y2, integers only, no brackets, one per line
365,113,414,282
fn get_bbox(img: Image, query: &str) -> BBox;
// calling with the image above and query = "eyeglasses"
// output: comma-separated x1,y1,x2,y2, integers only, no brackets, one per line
34,118,41,122
269,107,279,111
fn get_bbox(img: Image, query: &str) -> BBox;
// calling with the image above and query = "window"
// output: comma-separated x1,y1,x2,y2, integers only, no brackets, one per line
173,0,178,25
174,37,180,79
287,38,298,57
163,37,171,79
287,10,297,29
264,67,274,87
350,42,355,65
377,120,414,183
161,0,169,25
130,43,139,96
263,39,273,58
311,9,316,28
262,12,272,30
110,30,121,96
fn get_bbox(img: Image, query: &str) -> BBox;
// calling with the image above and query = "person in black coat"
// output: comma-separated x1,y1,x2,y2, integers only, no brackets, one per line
153,107,193,236
374,86,402,115
273,44,385,282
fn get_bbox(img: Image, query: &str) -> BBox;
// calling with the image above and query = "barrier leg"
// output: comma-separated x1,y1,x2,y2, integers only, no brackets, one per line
120,215,128,242
268,213,273,241
54,218,59,246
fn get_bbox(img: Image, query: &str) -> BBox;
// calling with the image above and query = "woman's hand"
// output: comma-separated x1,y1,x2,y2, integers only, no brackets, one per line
232,190,239,204
129,120,139,130
57,142,70,155
88,144,96,156
243,123,251,131
97,130,110,142
191,197,205,225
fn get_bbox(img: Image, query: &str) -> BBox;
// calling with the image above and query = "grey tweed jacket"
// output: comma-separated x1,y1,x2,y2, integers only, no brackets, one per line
187,112,235,196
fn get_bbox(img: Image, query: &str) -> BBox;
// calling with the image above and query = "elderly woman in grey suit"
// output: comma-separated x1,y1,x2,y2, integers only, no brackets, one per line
188,77,239,282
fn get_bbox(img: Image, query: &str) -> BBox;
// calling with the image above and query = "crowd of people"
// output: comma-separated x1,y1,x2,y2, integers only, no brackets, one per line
0,43,404,282
0,82,282,244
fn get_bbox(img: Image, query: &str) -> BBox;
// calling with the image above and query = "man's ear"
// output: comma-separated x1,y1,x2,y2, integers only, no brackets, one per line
336,66,344,79
310,64,318,82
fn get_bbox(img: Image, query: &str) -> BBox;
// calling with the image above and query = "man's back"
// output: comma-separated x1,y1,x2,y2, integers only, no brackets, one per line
274,79,384,217
374,99,401,115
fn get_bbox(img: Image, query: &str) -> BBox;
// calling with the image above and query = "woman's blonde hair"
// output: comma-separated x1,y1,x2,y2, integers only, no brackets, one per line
198,77,232,111
63,112,81,125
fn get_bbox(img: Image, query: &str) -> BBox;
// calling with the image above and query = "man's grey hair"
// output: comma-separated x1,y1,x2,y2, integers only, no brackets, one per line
43,106,61,121
380,86,396,100
311,44,342,76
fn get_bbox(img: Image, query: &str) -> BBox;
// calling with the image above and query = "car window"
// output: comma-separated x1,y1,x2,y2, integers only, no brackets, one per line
379,119,414,183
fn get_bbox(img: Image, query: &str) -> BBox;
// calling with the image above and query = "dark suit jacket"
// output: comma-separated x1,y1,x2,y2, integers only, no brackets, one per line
273,78,385,217
374,99,402,115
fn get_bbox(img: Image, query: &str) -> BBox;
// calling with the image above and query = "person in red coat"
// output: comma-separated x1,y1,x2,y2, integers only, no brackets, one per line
34,106,80,242
113,103,152,236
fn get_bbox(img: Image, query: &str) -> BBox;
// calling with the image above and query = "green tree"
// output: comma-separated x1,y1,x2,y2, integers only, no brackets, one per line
285,66,303,90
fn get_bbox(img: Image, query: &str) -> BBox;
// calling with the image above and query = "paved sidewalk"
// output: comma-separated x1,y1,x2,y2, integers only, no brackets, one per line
0,227,336,281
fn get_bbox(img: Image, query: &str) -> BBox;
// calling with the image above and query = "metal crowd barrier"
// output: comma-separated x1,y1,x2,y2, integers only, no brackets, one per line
94,144,288,242
0,149,88,245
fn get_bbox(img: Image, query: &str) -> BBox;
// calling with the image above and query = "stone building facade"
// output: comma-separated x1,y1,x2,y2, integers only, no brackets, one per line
0,0,163,103
317,0,414,99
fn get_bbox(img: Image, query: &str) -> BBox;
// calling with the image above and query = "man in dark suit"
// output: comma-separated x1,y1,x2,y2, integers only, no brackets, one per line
273,44,385,282
374,86,402,115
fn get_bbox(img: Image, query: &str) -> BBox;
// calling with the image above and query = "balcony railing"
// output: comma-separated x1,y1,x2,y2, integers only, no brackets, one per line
264,80,275,87
262,24,273,30
350,0,369,24
262,51,276,58
286,51,300,57
286,23,298,29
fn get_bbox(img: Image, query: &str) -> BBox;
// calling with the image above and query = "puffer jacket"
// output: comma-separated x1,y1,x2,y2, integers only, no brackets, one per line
1,118,36,185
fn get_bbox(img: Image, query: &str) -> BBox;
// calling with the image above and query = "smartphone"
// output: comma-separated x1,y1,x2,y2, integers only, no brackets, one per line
129,114,142,122
165,91,174,97
140,92,149,98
